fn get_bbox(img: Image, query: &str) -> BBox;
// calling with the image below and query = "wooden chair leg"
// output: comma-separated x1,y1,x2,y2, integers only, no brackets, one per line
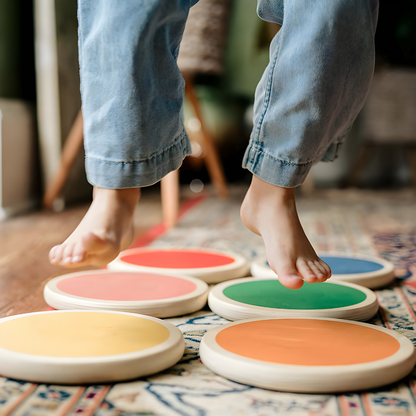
344,143,373,188
184,77,228,198
42,110,84,209
161,170,180,229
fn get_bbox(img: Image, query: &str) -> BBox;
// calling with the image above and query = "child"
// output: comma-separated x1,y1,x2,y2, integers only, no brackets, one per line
49,0,379,290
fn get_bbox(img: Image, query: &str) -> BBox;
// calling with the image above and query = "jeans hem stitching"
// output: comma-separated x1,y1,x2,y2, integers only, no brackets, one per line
86,129,189,166
248,142,315,167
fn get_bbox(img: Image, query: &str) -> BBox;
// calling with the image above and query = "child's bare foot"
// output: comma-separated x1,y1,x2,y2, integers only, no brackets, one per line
241,175,331,289
49,187,140,267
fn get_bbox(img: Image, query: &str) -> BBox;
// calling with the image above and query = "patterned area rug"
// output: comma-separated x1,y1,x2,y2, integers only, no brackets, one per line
1,188,416,416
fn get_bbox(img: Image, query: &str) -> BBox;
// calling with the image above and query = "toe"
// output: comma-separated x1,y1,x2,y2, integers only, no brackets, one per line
71,242,87,264
313,260,330,281
274,263,304,289
313,260,327,275
49,246,58,263
308,261,328,282
61,243,76,265
297,259,320,284
318,259,332,278
50,244,65,264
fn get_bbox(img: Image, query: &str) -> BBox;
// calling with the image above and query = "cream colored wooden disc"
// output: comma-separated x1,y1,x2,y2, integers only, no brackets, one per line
44,270,208,318
200,317,416,393
0,310,184,384
209,278,378,321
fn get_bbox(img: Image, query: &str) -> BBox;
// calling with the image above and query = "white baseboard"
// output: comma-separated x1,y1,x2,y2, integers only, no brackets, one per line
0,199,39,221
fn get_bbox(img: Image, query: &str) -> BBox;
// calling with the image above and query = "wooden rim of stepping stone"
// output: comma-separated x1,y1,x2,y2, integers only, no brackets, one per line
108,248,249,283
208,278,378,322
200,317,416,393
0,310,184,384
44,270,209,318
251,252,395,288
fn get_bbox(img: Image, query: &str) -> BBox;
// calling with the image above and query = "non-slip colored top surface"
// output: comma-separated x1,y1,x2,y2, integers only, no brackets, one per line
56,272,197,301
0,312,170,357
215,319,400,366
222,280,367,310
319,257,384,274
119,249,235,269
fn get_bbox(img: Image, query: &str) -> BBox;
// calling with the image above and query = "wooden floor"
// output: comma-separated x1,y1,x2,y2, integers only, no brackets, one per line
0,188,165,318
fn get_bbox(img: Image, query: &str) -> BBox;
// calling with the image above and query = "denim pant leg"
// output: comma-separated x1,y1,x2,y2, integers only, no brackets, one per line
78,0,194,189
243,0,379,188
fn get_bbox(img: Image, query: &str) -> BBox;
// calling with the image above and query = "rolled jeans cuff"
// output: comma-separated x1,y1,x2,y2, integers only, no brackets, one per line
85,129,192,189
242,141,313,188
243,139,345,188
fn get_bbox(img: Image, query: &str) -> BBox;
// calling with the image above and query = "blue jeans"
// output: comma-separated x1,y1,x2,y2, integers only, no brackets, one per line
78,0,379,189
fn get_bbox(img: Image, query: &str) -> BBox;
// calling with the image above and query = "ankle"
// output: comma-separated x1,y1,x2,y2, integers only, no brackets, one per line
250,175,295,206
93,187,140,210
